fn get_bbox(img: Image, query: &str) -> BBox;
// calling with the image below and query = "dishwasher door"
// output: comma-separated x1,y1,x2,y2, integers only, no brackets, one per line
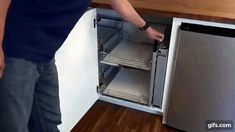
165,23,235,132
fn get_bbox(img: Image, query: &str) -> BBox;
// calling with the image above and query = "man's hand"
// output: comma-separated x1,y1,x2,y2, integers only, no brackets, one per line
145,27,164,42
0,48,5,78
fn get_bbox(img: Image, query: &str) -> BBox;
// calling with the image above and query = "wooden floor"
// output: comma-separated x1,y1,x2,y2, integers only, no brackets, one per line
72,100,181,132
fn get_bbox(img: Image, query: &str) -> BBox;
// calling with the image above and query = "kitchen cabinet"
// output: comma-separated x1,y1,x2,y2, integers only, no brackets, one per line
97,8,170,108
55,8,235,132
55,8,170,131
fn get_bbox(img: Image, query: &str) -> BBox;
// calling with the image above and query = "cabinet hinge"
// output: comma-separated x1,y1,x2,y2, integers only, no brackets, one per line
96,85,100,92
94,17,101,28
157,50,168,57
97,82,104,93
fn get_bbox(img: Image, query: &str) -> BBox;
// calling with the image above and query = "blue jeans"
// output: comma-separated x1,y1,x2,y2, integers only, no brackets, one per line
0,57,61,132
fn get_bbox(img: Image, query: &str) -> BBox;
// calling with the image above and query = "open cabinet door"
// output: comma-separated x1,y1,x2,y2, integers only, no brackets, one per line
55,9,99,132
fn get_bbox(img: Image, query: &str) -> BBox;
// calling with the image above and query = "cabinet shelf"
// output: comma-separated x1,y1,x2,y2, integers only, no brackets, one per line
101,40,153,70
103,67,150,104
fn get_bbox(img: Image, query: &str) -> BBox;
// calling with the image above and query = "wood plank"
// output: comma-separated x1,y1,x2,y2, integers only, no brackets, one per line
92,0,235,23
72,100,181,132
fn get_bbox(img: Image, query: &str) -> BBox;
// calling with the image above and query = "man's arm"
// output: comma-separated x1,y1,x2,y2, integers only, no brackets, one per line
110,0,164,41
0,0,11,78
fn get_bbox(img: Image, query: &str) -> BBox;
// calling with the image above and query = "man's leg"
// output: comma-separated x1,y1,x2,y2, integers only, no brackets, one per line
0,57,39,132
28,60,61,132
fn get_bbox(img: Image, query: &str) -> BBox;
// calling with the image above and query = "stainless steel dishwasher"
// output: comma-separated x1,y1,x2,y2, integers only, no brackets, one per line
165,23,235,132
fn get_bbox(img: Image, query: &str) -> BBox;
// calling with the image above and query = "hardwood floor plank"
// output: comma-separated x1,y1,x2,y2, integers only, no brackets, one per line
72,100,181,132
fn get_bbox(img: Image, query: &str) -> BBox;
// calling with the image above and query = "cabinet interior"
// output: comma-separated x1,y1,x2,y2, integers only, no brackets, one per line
97,8,172,106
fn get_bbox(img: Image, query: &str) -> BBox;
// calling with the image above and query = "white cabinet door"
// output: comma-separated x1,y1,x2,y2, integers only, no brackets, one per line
55,9,99,132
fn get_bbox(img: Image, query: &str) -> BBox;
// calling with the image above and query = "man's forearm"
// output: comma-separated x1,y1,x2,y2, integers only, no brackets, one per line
110,0,146,28
110,0,164,41
0,0,11,48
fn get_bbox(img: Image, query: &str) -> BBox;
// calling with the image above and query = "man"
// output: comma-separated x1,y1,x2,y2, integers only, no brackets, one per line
0,0,164,131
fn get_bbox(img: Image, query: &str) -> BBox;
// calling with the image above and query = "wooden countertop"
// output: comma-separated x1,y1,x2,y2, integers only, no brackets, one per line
91,0,235,24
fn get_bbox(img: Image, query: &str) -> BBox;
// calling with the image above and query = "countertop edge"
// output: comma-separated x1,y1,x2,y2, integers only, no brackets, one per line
91,2,235,24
